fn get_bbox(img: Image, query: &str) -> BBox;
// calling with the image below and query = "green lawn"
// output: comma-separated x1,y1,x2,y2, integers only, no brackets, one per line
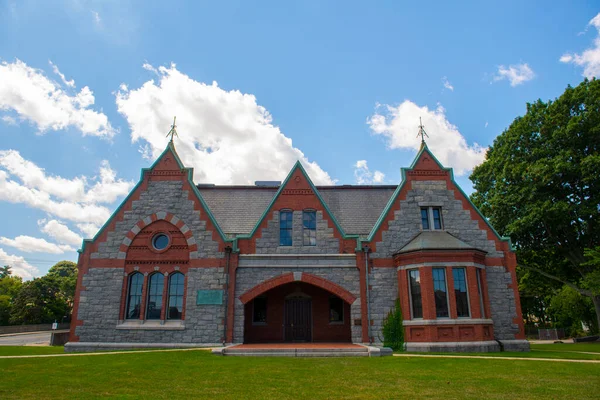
1,348,599,399
0,346,65,356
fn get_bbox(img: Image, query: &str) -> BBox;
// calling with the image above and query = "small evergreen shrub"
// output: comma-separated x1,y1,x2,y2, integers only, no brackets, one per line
382,298,404,351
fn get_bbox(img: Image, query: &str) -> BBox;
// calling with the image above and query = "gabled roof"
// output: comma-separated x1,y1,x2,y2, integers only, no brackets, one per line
392,231,484,255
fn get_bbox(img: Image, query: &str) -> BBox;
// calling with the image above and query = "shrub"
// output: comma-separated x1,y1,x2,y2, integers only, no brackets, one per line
382,298,404,351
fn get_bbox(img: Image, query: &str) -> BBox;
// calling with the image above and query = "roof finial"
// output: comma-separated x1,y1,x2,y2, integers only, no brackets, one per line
417,117,429,144
166,116,178,143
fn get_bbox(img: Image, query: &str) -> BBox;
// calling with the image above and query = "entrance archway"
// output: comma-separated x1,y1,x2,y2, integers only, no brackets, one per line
243,281,352,343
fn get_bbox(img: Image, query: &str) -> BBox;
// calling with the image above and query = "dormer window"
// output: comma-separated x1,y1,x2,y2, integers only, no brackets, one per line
421,207,442,230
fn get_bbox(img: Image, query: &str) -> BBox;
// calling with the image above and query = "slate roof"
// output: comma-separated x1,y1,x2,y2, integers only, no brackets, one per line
197,185,396,236
393,231,485,254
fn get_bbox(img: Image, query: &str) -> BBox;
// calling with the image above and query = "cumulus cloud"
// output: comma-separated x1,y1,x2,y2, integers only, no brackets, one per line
49,60,75,88
39,219,83,247
116,63,335,185
354,160,385,184
442,76,454,91
0,248,38,279
367,100,486,176
77,223,101,239
493,63,535,86
0,150,133,225
560,13,600,78
0,235,74,254
0,59,114,137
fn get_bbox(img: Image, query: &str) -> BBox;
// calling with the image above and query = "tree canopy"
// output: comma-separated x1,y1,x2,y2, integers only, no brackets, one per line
470,78,600,330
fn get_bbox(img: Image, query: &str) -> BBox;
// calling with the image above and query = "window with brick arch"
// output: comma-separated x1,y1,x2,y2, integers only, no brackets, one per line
146,273,164,320
167,272,185,320
279,210,293,246
303,210,316,246
126,272,144,319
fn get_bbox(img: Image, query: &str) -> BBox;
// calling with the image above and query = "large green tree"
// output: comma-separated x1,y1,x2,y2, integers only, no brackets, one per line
470,78,600,331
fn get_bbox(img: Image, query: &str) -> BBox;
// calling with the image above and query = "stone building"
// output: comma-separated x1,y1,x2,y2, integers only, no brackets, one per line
66,140,529,352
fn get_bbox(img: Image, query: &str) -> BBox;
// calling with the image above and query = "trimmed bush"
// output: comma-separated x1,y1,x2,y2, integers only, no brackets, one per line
382,298,404,351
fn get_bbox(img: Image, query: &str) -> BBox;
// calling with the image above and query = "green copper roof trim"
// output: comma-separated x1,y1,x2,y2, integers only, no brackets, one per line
79,143,233,254
364,143,515,252
236,161,359,245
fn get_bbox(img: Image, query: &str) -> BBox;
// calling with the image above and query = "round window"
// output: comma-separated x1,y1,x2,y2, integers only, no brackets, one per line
152,234,169,250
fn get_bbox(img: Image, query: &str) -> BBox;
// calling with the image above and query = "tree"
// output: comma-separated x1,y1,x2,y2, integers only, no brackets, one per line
0,268,22,325
0,265,11,279
382,299,404,351
549,286,598,336
46,260,77,308
470,78,600,331
9,276,70,325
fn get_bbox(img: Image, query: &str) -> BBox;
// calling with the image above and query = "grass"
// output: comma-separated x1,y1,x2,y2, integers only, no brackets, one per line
1,346,599,399
0,346,65,356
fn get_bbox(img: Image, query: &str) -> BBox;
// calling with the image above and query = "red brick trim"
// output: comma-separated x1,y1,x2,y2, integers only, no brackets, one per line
238,272,357,305
119,212,194,256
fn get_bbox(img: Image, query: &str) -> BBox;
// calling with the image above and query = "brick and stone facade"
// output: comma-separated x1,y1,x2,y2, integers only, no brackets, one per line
66,142,528,352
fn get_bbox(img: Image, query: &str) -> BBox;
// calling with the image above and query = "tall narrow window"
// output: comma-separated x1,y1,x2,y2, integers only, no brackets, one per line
253,296,267,324
146,273,164,320
408,269,423,318
126,272,143,319
303,210,316,246
452,268,470,317
421,207,443,230
279,210,293,246
432,268,449,318
329,296,344,323
476,268,486,318
167,272,184,320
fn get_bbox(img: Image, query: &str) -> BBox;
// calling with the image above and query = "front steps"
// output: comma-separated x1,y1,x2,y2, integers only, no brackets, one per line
214,344,392,357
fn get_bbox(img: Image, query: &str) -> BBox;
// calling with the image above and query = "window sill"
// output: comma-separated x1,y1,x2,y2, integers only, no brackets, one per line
116,320,185,330
252,322,268,326
403,318,493,326
328,321,344,325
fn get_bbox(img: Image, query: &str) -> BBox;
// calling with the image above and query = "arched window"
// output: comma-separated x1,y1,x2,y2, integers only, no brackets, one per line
167,272,185,320
146,273,164,320
126,272,143,319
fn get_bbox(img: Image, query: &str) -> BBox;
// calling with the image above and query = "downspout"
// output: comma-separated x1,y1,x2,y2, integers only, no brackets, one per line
222,245,232,345
363,245,372,344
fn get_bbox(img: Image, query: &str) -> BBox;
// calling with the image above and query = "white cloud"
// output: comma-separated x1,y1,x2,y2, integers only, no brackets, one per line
493,63,535,86
0,150,134,225
77,223,101,238
354,160,385,184
0,235,73,254
116,63,335,185
0,248,38,279
367,100,486,176
0,59,114,137
442,76,454,91
92,10,101,26
485,121,489,128
560,12,600,78
0,150,133,204
39,219,82,247
49,60,75,88
2,115,17,126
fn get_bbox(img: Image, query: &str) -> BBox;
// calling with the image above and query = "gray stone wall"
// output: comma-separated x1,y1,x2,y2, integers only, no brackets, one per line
75,267,226,344
486,266,520,340
91,180,222,259
369,267,398,345
256,210,339,254
372,180,503,258
233,267,361,343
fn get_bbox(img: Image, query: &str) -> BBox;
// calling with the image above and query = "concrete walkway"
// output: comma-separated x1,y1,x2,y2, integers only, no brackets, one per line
0,347,214,360
393,353,600,363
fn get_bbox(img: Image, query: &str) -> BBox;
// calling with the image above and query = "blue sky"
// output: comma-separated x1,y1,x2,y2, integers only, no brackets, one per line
0,1,599,278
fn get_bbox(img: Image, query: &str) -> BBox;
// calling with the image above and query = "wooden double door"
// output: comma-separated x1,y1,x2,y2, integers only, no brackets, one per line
284,298,312,342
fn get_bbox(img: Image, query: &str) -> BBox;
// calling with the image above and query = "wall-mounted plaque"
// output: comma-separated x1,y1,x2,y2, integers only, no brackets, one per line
196,290,223,305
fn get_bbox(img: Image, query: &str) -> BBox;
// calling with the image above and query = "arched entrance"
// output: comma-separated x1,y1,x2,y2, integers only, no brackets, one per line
243,281,352,343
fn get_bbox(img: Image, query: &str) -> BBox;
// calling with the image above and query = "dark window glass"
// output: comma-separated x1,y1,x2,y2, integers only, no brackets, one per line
146,273,164,320
126,272,143,319
167,272,184,320
303,211,316,246
432,268,449,318
432,208,442,230
279,210,293,246
329,296,344,323
420,208,430,230
476,269,486,318
408,269,423,318
453,268,470,317
253,297,267,323
152,234,169,250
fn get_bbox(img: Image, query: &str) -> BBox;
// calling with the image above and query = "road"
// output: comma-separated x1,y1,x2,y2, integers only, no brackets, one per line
0,332,51,346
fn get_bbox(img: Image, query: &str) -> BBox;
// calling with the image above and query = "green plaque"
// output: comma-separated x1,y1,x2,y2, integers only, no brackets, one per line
196,290,223,305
